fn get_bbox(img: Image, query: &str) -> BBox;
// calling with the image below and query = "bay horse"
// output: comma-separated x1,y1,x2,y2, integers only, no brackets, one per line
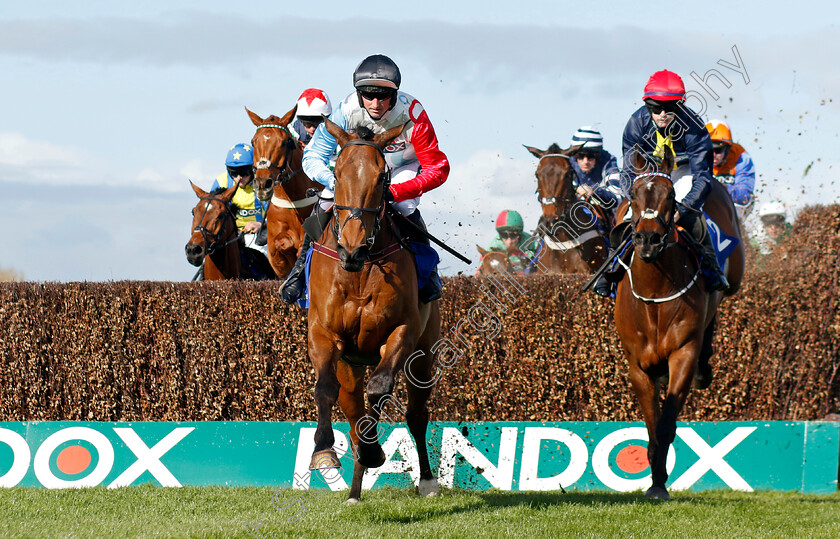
246,106,323,277
614,148,744,500
306,119,441,503
185,182,242,280
475,246,515,275
524,143,610,274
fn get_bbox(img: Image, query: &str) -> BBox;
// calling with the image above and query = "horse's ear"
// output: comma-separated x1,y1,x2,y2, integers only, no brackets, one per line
220,183,238,203
190,180,208,199
633,150,648,172
564,144,584,157
373,122,405,149
245,107,264,127
660,145,675,173
477,245,488,256
280,105,297,126
324,117,352,147
523,145,545,159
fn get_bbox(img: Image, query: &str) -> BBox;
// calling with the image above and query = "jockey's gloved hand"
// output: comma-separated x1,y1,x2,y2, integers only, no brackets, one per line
382,186,395,202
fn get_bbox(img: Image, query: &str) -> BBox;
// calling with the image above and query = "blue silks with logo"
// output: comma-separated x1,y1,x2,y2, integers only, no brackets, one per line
296,241,439,309
704,212,739,269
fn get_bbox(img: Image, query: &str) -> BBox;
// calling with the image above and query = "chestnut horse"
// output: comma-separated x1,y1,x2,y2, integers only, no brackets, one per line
475,246,516,275
306,119,441,503
247,106,323,277
524,144,610,274
614,148,744,500
185,182,242,280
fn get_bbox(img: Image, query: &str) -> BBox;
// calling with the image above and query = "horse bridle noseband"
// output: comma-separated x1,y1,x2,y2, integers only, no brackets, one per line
193,196,239,255
332,139,392,249
254,124,302,186
630,171,676,248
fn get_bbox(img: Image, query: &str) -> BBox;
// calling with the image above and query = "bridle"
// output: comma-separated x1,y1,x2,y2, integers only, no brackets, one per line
536,153,603,245
192,196,239,255
253,124,303,187
630,171,676,251
331,139,392,249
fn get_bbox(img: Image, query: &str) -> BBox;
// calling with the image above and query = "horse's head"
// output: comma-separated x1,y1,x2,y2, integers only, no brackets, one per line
185,181,238,267
524,143,580,223
629,147,676,262
247,106,299,202
325,118,405,272
476,246,515,276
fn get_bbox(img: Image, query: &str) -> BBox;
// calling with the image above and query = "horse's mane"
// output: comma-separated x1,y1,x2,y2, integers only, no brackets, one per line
353,126,376,141
547,143,563,154
208,186,239,214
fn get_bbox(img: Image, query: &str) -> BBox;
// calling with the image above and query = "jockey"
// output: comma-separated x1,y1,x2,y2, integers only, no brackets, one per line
210,143,273,277
756,200,792,250
706,119,756,219
568,126,623,225
620,69,730,293
280,54,450,304
289,88,332,146
487,210,538,273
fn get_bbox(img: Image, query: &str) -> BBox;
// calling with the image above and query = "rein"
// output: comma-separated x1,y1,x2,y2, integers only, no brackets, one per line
331,139,392,249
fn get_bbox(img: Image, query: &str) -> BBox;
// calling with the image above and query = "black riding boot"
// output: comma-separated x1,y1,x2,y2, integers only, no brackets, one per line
280,234,313,304
680,209,729,293
280,208,332,304
593,275,612,297
406,211,443,303
698,231,730,292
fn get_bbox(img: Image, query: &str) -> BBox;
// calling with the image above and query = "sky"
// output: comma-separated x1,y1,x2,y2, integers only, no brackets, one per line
1,1,838,281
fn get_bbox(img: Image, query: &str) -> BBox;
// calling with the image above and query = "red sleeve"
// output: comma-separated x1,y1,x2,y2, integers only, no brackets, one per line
389,100,450,202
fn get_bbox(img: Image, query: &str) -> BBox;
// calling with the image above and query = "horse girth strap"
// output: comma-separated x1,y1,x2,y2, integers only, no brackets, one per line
311,241,402,263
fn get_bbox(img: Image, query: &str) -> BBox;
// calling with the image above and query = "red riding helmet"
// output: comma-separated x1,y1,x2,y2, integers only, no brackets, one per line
642,70,686,101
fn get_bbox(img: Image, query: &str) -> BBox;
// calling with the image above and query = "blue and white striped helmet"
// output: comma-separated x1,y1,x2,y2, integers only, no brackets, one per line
570,126,604,150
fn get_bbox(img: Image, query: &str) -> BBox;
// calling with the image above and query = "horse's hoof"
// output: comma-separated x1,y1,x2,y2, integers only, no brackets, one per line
309,449,341,470
418,478,439,497
344,497,361,505
644,486,671,500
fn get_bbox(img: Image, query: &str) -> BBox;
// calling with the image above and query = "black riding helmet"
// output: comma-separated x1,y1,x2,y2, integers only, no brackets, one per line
354,54,401,111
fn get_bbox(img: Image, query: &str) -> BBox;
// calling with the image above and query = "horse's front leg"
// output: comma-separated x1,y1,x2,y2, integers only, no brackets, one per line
357,325,415,469
627,360,666,499
651,346,700,496
308,323,343,470
335,360,368,502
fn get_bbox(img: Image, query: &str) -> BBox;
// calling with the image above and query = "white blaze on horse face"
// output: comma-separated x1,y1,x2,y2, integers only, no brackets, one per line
263,134,270,141
256,158,271,170
205,202,212,211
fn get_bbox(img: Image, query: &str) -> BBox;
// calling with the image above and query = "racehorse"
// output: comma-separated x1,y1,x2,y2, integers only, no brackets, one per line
305,119,441,503
247,106,323,277
185,182,242,280
614,148,744,500
475,246,516,275
524,143,610,274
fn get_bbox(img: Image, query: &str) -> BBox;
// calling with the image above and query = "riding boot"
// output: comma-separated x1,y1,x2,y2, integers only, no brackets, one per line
279,235,312,303
593,275,613,298
698,231,730,292
279,209,332,304
406,210,443,303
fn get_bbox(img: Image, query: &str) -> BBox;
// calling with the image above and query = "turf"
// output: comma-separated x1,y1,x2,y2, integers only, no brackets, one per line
1,486,839,538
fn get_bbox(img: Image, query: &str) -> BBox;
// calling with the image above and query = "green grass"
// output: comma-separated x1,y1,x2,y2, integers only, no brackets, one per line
1,487,839,538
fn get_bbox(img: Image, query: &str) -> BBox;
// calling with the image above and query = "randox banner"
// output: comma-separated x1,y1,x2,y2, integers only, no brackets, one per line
0,421,836,494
